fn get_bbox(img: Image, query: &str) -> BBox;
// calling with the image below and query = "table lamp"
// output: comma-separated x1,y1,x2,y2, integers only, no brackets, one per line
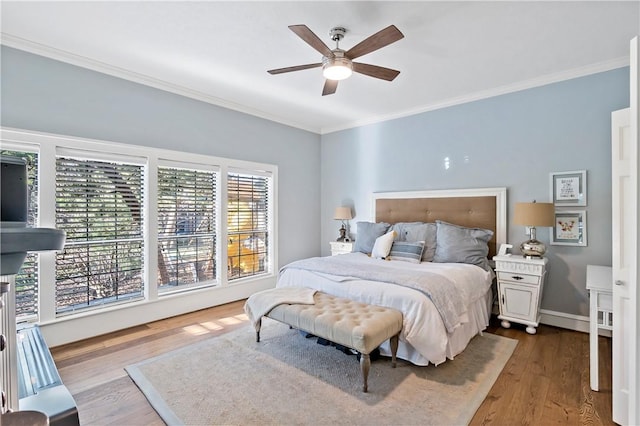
333,206,352,242
513,201,555,257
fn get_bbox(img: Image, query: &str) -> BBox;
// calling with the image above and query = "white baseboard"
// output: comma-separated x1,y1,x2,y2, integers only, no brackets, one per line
491,305,611,337
539,309,611,337
540,309,589,333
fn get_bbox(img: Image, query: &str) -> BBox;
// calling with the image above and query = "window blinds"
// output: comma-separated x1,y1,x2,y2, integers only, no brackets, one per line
157,166,217,289
227,172,270,280
55,157,144,312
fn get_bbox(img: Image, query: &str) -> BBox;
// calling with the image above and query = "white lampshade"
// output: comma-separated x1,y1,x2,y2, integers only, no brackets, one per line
333,206,352,220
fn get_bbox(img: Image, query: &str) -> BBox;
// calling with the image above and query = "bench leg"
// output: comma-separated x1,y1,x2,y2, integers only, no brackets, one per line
390,333,399,368
360,353,370,393
256,318,262,342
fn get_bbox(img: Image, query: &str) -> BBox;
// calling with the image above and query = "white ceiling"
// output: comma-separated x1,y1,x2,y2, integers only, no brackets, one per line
1,1,639,134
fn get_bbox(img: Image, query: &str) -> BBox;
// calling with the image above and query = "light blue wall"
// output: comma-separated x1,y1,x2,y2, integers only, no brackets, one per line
2,45,629,318
320,68,629,317
0,46,322,268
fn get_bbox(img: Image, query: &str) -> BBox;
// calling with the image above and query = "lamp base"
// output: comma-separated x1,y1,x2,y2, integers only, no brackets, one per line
520,239,546,257
336,225,347,242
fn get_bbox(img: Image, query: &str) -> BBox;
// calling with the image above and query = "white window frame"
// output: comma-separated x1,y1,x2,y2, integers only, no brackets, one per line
227,168,274,282
0,127,278,346
156,159,220,295
54,150,147,315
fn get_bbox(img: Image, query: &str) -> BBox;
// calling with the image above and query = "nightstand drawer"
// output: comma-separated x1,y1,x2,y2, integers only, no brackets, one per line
330,241,354,256
497,271,540,285
332,242,353,252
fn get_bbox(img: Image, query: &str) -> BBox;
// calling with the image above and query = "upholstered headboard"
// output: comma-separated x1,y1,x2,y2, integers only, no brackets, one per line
373,188,507,258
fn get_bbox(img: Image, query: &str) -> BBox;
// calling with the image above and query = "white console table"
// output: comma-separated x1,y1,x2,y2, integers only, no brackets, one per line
586,264,613,392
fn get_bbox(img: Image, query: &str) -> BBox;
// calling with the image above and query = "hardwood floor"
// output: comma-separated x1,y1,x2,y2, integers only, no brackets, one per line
50,301,614,425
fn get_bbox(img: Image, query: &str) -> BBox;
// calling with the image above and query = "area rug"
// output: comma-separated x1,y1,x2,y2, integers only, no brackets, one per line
126,319,517,425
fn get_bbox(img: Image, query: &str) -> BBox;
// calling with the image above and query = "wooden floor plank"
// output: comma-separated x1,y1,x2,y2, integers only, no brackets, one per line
47,301,614,425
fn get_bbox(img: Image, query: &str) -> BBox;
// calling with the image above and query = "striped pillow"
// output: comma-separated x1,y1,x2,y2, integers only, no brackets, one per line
388,241,425,264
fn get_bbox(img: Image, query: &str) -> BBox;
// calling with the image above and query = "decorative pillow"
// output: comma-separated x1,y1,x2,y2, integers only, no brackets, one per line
371,230,398,259
404,223,437,262
432,220,493,270
389,222,437,261
352,222,390,254
388,241,425,264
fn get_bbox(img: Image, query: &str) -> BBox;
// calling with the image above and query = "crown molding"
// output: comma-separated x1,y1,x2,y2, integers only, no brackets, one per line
320,56,630,134
2,33,628,137
1,33,321,134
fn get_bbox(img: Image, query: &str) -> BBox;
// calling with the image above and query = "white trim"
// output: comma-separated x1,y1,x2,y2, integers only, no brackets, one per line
321,57,629,134
0,34,320,135
2,127,277,174
2,35,628,136
39,277,275,347
55,146,147,165
371,187,508,247
157,159,220,173
539,308,605,335
37,143,58,323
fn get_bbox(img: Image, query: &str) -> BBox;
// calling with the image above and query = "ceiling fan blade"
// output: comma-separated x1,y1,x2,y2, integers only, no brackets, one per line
289,24,334,57
346,25,404,60
353,63,400,81
268,63,322,75
322,79,338,96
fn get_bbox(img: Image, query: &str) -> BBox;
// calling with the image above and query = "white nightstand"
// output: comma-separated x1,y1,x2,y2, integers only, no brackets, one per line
493,254,548,334
330,241,353,256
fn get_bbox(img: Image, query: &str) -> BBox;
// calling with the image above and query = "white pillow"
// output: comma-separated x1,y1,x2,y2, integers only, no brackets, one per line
371,230,397,259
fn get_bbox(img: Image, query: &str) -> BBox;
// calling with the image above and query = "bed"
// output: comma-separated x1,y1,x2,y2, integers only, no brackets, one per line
277,187,507,366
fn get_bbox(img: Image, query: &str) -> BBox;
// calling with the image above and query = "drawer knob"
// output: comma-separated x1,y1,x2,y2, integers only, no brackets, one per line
615,280,624,286
512,275,524,280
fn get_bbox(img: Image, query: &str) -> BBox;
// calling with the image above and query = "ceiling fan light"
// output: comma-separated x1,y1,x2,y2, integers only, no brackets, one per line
322,57,353,80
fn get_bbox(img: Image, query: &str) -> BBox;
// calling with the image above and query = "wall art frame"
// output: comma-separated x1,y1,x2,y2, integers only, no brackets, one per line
550,170,587,206
550,210,587,246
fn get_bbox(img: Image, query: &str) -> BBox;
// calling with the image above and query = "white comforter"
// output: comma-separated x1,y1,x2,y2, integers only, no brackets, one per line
277,252,492,366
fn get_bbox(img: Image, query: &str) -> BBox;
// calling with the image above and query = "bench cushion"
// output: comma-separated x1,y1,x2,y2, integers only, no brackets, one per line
267,292,403,354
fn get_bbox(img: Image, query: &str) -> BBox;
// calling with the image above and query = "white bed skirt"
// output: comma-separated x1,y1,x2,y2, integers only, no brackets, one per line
378,289,492,366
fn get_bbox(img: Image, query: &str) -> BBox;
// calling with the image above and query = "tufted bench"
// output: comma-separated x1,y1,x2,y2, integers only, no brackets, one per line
255,291,403,392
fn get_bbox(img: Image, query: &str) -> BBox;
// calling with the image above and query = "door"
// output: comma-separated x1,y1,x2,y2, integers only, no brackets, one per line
611,36,639,425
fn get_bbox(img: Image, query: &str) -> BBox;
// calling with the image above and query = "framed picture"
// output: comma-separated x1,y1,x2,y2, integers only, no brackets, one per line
550,210,587,246
550,170,587,206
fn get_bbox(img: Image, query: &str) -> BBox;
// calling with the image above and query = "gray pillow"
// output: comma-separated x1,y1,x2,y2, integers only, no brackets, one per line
353,222,390,254
405,223,437,262
432,220,493,270
389,222,423,241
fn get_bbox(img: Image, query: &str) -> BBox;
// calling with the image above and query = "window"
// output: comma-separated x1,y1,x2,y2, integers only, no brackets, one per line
157,165,217,291
0,149,39,319
227,172,270,280
2,128,277,337
55,156,144,313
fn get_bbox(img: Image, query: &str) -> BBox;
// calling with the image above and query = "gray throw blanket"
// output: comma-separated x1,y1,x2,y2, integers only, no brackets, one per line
280,256,466,333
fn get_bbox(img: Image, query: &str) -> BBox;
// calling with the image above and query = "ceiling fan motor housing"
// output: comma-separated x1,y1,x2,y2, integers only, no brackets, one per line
323,28,352,80
329,27,347,42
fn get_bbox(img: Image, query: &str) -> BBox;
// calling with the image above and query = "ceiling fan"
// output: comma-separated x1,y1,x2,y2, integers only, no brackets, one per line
267,24,404,96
